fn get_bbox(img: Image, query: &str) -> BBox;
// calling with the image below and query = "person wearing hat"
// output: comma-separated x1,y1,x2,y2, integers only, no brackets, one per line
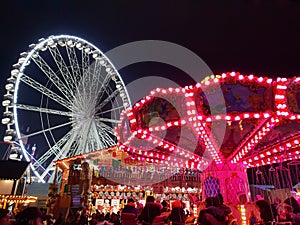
0,209,9,225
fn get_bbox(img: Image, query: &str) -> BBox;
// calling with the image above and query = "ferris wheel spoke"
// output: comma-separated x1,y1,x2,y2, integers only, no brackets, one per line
96,89,119,111
98,122,115,136
20,74,73,110
65,44,82,85
82,50,90,78
19,120,74,140
48,46,77,96
32,129,74,169
95,117,119,124
89,122,106,151
95,71,113,102
31,54,74,101
97,123,116,147
15,104,72,117
97,105,125,115
72,119,96,155
82,52,94,103
100,128,117,146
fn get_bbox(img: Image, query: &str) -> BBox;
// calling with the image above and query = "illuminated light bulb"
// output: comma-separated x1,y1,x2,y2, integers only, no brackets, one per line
248,75,254,80
267,78,272,83
254,114,260,118
243,113,250,118
181,120,186,124
206,118,212,122
225,116,231,120
221,73,227,78
130,118,137,123
215,115,221,120
230,72,236,76
162,89,167,94
213,78,219,83
156,88,161,92
150,91,155,95
238,75,244,80
235,116,241,121
258,77,264,82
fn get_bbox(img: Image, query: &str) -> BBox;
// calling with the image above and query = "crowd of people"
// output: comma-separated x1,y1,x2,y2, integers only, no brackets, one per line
3,194,300,225
254,195,300,224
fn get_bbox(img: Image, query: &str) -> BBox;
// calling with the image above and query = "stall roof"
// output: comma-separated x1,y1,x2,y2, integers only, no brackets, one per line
0,160,30,180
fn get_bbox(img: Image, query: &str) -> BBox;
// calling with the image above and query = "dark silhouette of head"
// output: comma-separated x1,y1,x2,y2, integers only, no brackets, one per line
146,195,155,203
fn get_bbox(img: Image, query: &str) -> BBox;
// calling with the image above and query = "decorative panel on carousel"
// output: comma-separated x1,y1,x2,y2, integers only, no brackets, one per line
286,79,300,115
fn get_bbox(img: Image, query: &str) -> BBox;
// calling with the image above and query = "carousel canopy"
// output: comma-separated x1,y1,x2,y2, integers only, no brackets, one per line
115,72,300,170
0,160,29,180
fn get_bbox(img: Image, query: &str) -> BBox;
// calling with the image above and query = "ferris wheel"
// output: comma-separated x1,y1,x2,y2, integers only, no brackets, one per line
2,35,131,183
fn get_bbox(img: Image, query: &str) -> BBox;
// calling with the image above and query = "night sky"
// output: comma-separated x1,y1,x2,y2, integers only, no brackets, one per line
1,0,300,167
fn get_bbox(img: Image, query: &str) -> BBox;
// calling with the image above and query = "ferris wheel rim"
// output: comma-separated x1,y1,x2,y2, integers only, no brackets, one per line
4,34,131,183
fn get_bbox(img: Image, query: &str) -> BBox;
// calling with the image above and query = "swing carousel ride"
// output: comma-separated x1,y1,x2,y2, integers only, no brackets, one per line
115,71,300,205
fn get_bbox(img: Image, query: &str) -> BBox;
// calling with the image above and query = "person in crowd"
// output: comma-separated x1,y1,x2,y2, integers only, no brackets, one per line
198,197,226,225
138,196,161,225
284,197,300,214
96,214,112,225
169,200,186,225
110,213,120,225
216,193,233,224
90,213,99,225
255,198,274,223
45,214,56,225
136,202,144,217
160,200,169,213
15,207,45,225
270,197,281,220
0,209,10,225
104,213,110,222
122,199,138,216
